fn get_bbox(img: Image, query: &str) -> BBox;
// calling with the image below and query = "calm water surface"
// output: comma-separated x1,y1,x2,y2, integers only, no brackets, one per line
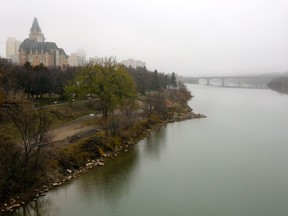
13,85,288,216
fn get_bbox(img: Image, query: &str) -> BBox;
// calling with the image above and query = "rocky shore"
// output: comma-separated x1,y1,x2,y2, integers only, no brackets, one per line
0,110,205,214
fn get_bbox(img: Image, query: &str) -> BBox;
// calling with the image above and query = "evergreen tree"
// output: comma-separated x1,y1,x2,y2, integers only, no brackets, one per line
151,70,160,91
171,72,177,88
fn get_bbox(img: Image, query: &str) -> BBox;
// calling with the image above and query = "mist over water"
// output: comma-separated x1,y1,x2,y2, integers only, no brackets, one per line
13,85,288,216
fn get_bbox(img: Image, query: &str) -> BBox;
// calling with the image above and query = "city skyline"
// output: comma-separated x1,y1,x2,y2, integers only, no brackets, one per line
1,0,288,76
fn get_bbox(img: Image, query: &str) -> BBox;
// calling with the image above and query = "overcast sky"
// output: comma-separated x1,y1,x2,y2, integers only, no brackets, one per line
1,0,288,76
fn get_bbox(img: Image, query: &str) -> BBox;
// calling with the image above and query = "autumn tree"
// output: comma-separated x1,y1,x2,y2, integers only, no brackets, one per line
65,58,137,134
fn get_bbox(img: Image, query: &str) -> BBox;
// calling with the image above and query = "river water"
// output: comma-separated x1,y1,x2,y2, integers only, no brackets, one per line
12,85,288,216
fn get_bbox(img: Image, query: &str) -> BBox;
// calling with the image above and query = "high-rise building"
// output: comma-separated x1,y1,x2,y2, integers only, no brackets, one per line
68,53,81,67
120,58,146,68
68,50,86,67
6,37,21,63
19,18,68,67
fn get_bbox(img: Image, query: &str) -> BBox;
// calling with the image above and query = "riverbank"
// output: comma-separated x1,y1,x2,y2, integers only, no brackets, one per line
0,106,205,213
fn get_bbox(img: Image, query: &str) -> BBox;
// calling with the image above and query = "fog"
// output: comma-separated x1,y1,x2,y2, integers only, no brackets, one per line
1,0,288,76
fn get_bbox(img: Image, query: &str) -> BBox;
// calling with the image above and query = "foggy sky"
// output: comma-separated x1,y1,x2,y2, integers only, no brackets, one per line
1,0,288,76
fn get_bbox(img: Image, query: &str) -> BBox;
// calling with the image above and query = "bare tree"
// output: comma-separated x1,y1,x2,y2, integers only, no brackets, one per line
4,103,52,169
143,91,167,124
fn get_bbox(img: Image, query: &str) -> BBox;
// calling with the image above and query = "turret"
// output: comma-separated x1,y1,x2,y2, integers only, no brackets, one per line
29,18,45,42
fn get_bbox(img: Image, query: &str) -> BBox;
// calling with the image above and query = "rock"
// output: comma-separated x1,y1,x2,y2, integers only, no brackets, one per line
85,162,93,167
52,183,59,187
6,206,13,211
98,162,104,166
12,204,21,208
66,169,72,174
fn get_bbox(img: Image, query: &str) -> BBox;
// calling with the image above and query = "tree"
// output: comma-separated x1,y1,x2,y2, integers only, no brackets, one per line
0,136,22,201
143,91,167,124
151,70,160,91
0,93,52,201
4,102,52,170
0,63,18,96
170,72,177,88
65,57,137,120
0,90,3,106
268,77,288,94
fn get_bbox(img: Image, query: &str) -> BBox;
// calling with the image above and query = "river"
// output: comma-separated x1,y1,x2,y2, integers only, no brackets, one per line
12,85,288,216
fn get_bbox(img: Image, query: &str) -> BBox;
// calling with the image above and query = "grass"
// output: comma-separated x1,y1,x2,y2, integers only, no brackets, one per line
46,102,99,129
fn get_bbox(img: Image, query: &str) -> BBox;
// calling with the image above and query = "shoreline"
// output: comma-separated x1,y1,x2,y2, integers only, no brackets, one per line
1,110,206,213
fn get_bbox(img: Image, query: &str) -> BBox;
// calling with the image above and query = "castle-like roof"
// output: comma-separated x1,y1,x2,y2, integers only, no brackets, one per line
19,38,67,56
30,17,41,33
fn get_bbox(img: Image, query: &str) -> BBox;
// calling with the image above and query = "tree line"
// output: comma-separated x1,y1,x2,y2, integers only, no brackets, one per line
0,59,178,101
0,60,79,102
268,76,288,94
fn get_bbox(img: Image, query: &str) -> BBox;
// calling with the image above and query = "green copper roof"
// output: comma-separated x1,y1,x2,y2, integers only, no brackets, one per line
30,17,41,33
19,39,67,56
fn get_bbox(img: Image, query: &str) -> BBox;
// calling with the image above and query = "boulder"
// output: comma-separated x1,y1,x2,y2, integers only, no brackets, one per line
52,183,59,187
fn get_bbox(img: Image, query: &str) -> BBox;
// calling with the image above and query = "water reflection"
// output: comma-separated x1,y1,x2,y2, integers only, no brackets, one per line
144,128,167,159
9,148,139,216
78,148,139,202
9,128,170,216
12,198,58,216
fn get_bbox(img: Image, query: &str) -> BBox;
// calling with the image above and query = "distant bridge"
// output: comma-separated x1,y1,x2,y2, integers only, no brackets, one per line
185,75,282,89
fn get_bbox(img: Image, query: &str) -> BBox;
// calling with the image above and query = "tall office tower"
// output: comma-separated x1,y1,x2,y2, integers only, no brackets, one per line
6,37,21,63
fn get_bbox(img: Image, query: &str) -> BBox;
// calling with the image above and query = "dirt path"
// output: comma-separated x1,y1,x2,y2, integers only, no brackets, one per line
49,114,98,142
